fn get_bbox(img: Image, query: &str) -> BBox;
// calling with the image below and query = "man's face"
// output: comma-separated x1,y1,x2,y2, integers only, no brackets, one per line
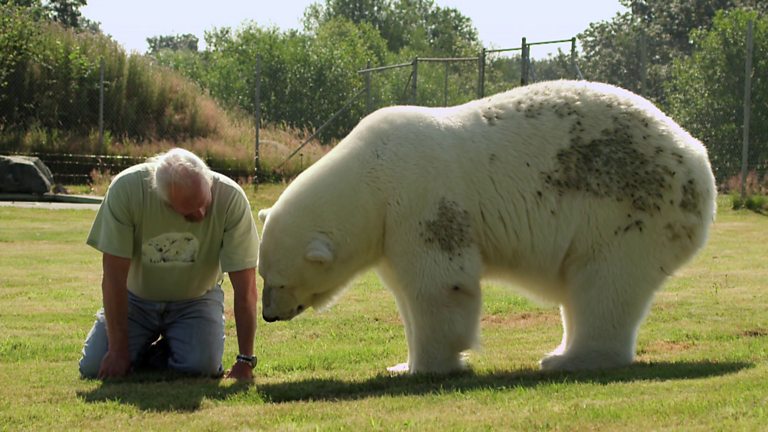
168,175,212,222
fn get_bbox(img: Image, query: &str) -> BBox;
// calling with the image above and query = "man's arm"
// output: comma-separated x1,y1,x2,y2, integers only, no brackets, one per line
98,252,132,379
226,267,258,380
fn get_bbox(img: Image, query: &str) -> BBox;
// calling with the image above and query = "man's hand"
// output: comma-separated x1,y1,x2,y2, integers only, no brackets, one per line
98,349,131,379
225,361,254,381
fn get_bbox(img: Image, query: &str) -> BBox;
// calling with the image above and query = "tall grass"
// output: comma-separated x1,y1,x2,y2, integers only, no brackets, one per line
1,4,326,178
1,5,220,146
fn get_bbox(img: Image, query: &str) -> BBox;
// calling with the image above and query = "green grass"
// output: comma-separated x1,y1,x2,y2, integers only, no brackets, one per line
0,192,766,430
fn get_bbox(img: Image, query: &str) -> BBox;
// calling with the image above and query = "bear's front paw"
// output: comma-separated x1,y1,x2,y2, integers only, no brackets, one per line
386,362,409,374
539,354,575,372
389,353,469,375
539,350,633,372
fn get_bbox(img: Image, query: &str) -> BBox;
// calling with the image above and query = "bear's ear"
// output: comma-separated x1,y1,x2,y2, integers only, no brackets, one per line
305,236,334,265
257,208,270,222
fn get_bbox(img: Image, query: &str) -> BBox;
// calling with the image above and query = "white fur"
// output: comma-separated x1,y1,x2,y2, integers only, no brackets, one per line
142,232,199,264
257,208,269,222
258,80,717,374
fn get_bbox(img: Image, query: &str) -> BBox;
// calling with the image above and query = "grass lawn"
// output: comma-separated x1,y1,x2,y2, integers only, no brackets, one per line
0,188,766,431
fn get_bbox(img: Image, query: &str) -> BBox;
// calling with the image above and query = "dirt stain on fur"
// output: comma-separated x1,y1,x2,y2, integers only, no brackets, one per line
538,98,694,217
543,126,675,214
680,178,702,214
664,221,695,243
421,198,471,255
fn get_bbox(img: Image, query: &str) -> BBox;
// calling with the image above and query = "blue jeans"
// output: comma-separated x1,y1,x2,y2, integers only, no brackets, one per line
79,285,225,378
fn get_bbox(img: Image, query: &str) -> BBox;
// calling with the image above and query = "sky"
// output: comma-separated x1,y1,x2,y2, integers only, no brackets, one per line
81,0,627,57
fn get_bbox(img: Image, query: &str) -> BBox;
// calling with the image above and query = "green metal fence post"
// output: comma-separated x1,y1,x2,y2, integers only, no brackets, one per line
254,55,261,184
740,20,754,199
521,37,529,86
477,48,486,98
98,58,105,152
411,57,418,104
443,62,449,106
365,60,372,114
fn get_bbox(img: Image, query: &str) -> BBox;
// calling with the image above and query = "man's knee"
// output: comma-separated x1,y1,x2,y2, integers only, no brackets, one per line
170,350,222,377
79,311,107,379
79,356,101,378
165,291,225,377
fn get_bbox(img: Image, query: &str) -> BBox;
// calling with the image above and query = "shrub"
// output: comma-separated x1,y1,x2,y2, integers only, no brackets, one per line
731,193,768,213
724,170,768,195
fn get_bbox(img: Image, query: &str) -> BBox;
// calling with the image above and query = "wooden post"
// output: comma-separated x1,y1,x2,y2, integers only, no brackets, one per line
740,20,754,199
254,55,262,185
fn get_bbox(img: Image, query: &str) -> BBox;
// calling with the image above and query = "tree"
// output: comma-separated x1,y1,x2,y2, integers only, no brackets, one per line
425,5,479,55
579,12,649,96
0,0,42,8
579,0,767,103
168,18,390,140
147,34,200,55
304,0,389,31
304,0,480,56
0,3,42,130
0,0,96,29
47,0,87,28
666,8,767,183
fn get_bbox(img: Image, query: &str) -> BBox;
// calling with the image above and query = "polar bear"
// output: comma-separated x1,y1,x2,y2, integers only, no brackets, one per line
142,232,199,264
258,80,716,374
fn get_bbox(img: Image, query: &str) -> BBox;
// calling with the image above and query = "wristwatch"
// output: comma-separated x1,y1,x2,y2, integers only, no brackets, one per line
236,354,257,368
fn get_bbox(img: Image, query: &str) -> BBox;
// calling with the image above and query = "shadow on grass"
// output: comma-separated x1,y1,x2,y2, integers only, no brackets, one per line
75,360,751,409
76,372,255,412
258,360,752,403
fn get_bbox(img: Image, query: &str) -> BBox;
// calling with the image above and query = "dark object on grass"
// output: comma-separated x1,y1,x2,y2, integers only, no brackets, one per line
0,155,54,194
135,336,171,372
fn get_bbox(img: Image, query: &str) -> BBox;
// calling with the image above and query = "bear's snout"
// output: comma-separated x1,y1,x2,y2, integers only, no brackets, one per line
262,304,305,323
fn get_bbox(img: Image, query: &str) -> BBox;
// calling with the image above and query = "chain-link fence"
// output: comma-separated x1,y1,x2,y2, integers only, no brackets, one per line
267,38,584,174
272,32,766,195
5,29,764,191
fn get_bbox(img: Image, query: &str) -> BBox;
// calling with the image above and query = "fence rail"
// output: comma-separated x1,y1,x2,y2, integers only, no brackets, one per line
8,37,586,185
354,37,581,106
9,152,251,185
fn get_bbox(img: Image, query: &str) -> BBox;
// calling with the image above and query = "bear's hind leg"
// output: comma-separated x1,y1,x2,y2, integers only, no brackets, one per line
540,260,664,372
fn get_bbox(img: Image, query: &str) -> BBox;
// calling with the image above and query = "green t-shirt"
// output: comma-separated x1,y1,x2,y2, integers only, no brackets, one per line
87,163,260,301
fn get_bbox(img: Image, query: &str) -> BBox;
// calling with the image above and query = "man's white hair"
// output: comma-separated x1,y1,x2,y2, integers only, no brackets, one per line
149,148,214,203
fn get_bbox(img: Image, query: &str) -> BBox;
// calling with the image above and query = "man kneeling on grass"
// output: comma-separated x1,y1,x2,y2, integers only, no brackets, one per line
78,148,260,380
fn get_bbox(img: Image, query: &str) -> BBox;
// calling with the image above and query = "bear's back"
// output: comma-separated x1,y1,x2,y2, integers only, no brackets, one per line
356,81,715,283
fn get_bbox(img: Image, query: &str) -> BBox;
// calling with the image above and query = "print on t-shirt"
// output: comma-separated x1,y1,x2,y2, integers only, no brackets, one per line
142,232,199,264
